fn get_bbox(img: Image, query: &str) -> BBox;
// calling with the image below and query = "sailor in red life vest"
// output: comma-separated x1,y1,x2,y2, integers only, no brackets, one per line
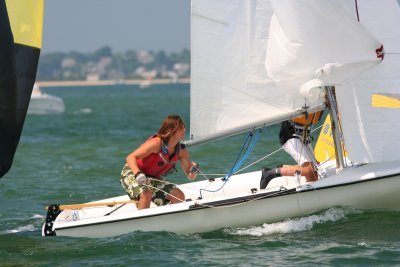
120,115,199,210
260,111,323,189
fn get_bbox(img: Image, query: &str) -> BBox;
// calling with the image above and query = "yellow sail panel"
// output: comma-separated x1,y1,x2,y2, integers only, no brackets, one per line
5,0,44,48
314,115,335,163
372,93,400,108
314,115,348,163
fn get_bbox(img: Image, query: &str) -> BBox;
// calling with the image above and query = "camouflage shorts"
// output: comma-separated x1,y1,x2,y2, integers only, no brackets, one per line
120,164,178,206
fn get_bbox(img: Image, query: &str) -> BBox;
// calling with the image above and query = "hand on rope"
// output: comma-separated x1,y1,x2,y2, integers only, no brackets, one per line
136,172,149,186
189,162,200,174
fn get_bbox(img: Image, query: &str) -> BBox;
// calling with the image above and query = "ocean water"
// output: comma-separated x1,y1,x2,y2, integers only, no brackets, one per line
1,84,399,266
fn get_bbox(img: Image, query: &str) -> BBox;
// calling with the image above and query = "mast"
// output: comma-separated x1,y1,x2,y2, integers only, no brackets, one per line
326,86,345,171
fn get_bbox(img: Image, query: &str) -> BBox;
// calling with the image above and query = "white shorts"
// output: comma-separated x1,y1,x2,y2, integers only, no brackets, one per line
282,138,314,166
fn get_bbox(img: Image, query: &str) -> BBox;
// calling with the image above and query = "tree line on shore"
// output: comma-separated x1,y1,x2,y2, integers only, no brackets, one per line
37,46,190,81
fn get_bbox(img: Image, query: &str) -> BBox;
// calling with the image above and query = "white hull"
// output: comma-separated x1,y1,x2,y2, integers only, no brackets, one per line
42,160,400,238
28,94,65,115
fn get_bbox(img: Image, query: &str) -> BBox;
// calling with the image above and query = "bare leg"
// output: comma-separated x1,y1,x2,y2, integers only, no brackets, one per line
137,190,153,209
167,188,185,204
280,162,318,182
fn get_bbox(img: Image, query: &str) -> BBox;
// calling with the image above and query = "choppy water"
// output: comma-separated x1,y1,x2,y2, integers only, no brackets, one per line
1,84,399,266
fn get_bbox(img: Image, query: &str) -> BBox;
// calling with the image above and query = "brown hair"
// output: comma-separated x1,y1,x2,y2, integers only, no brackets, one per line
157,115,185,141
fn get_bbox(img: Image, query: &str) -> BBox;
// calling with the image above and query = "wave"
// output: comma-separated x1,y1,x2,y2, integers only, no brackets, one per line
2,224,36,234
72,108,92,114
1,214,44,235
230,207,362,236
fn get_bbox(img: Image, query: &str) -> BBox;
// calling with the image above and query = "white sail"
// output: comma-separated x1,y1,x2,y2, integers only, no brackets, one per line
265,0,382,101
189,0,324,146
335,0,400,163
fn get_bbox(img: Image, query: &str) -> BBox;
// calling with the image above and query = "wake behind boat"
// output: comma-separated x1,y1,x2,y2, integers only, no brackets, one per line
43,0,400,237
28,84,65,115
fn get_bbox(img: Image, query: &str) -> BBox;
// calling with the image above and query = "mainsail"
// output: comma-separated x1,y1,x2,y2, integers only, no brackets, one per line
189,0,325,146
189,0,383,148
0,0,44,178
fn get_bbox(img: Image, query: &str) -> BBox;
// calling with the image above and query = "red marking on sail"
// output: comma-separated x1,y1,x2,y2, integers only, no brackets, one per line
376,45,385,61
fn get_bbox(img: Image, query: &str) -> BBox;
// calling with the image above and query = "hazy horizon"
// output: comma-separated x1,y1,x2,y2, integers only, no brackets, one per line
42,0,190,54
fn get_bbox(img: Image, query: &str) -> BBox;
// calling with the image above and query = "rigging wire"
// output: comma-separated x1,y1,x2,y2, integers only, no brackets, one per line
198,129,261,199
130,125,329,210
189,124,324,179
142,123,326,204
236,124,324,174
224,129,262,180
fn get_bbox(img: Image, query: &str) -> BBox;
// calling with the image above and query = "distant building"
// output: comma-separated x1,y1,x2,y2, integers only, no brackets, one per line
61,58,76,69
98,57,112,70
173,63,190,77
135,67,157,80
161,70,178,81
36,49,190,82
137,51,154,64
86,73,100,81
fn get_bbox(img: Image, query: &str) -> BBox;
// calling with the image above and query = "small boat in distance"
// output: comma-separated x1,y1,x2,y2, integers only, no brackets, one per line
28,84,65,115
139,80,151,89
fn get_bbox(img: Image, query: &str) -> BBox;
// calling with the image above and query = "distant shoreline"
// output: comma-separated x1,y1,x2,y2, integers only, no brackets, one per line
36,78,190,88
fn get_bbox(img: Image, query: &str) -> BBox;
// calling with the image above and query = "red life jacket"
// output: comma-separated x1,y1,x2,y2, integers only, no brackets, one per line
137,135,181,178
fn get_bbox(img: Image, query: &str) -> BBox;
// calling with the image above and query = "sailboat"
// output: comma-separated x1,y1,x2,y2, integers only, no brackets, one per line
42,0,400,238
28,84,65,115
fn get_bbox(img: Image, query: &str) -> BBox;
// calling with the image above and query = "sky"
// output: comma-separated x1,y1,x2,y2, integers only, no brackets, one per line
42,0,191,54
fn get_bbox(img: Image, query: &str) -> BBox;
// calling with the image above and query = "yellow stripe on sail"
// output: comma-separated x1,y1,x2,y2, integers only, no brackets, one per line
372,93,400,108
5,0,44,48
314,115,335,163
314,114,347,163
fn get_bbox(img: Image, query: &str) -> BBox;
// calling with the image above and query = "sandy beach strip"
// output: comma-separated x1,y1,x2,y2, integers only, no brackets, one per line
36,78,190,87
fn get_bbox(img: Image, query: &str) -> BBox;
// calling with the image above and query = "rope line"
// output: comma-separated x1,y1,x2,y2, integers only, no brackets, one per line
141,124,325,209
198,129,261,199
